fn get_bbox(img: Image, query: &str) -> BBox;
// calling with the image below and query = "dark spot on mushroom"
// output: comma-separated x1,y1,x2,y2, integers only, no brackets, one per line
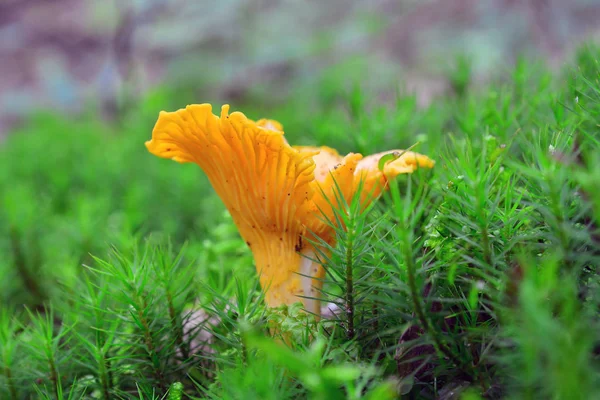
279,237,283,241
294,235,303,252
246,241,251,247
287,193,290,196
166,148,171,151
252,225,256,229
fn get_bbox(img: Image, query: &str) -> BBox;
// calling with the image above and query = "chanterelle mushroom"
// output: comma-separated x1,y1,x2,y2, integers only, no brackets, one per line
146,104,434,315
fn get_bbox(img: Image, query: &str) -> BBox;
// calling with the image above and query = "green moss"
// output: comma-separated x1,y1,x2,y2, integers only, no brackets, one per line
1,45,599,399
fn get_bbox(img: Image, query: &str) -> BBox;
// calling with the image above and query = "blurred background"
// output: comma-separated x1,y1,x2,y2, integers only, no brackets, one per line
2,0,600,138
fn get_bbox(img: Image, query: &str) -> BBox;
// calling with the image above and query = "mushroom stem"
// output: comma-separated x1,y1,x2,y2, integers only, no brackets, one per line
251,239,324,316
297,249,321,315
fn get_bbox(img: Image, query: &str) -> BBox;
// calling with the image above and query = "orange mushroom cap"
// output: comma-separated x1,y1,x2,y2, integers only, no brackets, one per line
145,104,434,315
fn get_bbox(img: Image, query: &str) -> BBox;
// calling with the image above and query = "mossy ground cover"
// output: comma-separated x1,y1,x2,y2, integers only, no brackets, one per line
1,46,599,399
